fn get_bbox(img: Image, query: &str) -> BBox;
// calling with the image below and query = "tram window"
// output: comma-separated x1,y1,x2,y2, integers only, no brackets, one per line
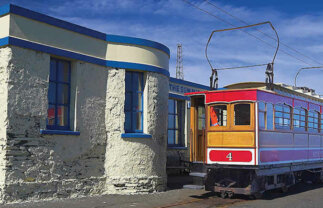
321,114,323,133
258,102,266,129
234,104,250,126
274,104,291,129
308,111,319,132
209,105,227,127
267,103,274,130
293,108,306,131
198,106,205,130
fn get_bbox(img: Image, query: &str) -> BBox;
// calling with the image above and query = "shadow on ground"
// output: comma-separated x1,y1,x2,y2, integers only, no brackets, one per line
168,175,323,202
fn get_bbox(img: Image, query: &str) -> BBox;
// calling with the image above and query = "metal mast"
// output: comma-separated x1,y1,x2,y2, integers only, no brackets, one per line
176,44,184,80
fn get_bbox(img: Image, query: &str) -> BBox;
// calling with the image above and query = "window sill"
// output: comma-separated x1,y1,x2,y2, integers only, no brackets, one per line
121,133,152,138
40,130,80,135
168,146,187,150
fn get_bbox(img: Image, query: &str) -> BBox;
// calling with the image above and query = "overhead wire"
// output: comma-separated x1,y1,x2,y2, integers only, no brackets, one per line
180,0,314,66
205,21,279,71
205,0,323,65
217,63,268,70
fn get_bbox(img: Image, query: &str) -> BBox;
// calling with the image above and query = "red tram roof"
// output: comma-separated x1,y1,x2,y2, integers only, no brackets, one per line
185,89,258,104
184,82,323,112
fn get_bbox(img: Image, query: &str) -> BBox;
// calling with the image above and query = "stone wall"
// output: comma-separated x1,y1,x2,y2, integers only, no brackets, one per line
0,47,10,202
105,71,169,194
1,46,109,202
0,45,170,202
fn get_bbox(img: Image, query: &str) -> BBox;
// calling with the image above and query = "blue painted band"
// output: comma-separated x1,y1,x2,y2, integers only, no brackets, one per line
0,4,10,17
121,133,152,138
107,60,170,77
106,35,170,56
169,93,190,100
1,4,170,56
40,129,80,135
0,37,9,46
170,77,210,90
3,37,169,77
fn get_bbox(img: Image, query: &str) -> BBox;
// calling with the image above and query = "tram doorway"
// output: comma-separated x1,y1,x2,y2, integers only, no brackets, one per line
190,96,206,162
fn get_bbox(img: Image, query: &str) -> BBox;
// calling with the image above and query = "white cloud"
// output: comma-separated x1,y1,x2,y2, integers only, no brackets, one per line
20,0,323,94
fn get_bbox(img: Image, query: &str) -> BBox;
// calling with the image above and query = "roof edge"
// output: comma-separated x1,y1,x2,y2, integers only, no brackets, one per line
0,4,170,56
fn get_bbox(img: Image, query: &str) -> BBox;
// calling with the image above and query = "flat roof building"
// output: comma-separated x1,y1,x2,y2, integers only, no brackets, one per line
0,4,209,203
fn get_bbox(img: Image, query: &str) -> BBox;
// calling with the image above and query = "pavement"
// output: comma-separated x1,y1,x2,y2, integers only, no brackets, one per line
1,177,323,208
0,189,212,208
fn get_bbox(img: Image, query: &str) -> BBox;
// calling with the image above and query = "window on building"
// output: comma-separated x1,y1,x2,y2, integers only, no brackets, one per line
274,104,291,129
168,99,184,146
47,58,71,130
308,111,319,132
293,108,306,131
124,71,144,133
209,105,227,127
259,102,266,129
234,104,251,126
267,103,274,130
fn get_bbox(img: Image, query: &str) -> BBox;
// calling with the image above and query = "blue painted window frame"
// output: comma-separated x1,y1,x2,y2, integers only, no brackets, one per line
124,71,144,133
168,99,184,147
46,58,71,130
274,104,291,130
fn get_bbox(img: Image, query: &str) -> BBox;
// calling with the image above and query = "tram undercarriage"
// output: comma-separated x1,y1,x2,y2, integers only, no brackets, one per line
205,162,323,198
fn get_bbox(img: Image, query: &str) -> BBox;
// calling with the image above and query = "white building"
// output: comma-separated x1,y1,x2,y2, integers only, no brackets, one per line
0,4,209,203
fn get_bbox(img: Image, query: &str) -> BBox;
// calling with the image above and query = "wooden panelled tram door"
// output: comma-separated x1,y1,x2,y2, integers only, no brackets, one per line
190,97,206,162
196,105,206,161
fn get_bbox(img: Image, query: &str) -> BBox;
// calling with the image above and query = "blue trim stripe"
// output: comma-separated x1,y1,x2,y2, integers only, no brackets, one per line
2,37,170,77
170,77,210,90
107,35,170,56
107,60,170,77
1,4,170,56
169,93,190,101
40,129,80,135
0,37,9,46
121,133,152,138
0,4,10,16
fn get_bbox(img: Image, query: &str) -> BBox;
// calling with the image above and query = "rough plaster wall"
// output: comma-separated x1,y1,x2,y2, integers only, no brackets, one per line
105,70,169,194
3,46,108,202
0,47,10,202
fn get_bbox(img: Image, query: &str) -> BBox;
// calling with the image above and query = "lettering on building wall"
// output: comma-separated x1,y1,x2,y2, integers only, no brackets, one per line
169,83,200,94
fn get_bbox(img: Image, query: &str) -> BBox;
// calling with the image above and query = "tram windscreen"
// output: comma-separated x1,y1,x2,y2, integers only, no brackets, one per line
234,104,250,125
210,105,227,127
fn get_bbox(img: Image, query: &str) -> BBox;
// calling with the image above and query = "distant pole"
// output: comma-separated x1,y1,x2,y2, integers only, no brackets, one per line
176,44,184,80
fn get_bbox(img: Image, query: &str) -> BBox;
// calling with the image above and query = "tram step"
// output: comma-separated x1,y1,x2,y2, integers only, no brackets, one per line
190,162,207,172
189,172,207,177
183,184,205,189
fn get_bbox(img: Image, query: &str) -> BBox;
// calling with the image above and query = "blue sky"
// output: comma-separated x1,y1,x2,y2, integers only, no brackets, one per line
1,0,323,94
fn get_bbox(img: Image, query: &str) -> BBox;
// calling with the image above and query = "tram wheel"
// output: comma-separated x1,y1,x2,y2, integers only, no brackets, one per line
220,191,227,199
227,191,234,198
